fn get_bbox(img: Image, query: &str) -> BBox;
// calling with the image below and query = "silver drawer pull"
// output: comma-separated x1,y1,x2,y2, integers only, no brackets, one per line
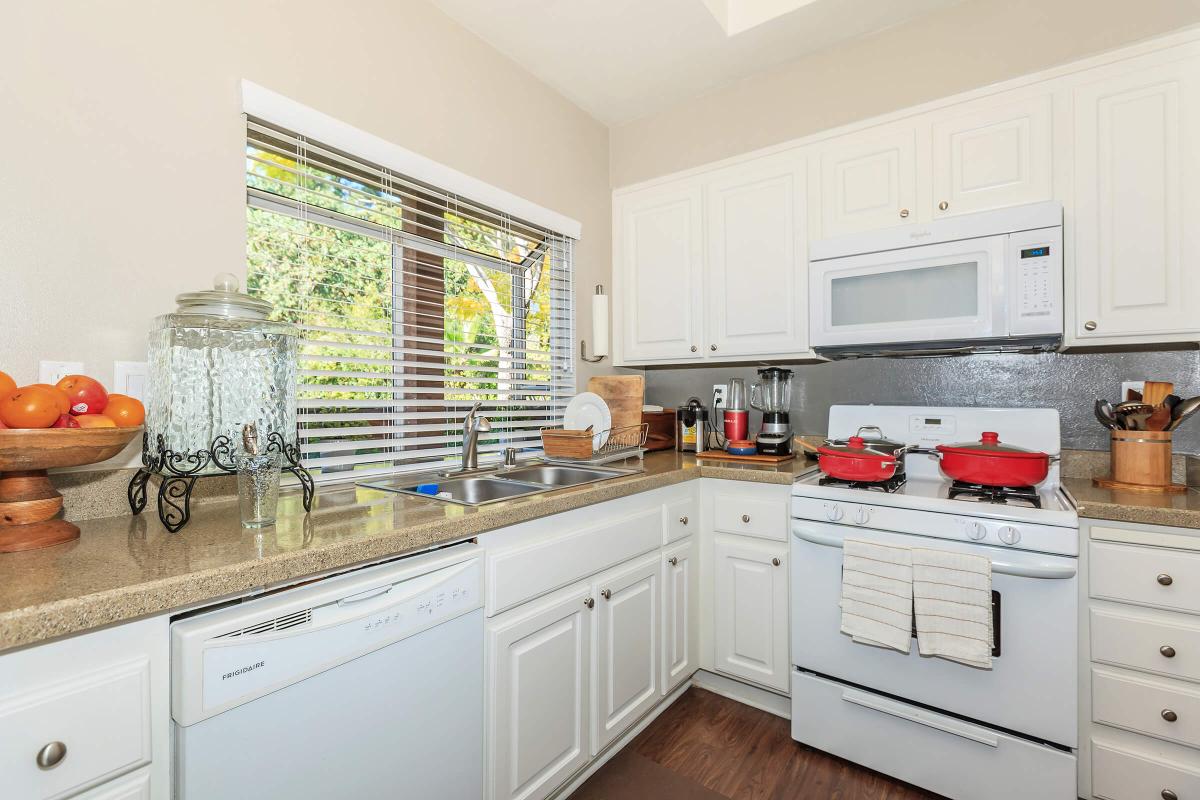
1158,573,1174,586
1161,645,1177,658
1163,789,1178,800
1162,709,1179,723
584,597,594,609
742,514,751,523
772,557,781,567
679,516,689,525
36,741,67,770
668,556,678,566
601,589,612,600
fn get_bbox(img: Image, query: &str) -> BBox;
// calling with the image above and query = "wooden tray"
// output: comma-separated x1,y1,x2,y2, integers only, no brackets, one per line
1092,476,1188,494
696,449,795,464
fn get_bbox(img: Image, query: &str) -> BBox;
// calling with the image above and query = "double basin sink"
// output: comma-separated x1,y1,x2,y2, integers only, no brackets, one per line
359,463,640,506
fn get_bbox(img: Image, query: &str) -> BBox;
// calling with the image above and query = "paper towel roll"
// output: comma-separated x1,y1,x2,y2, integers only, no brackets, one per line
591,290,609,357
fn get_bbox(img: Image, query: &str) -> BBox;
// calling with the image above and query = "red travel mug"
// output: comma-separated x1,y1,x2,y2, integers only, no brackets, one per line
723,409,748,441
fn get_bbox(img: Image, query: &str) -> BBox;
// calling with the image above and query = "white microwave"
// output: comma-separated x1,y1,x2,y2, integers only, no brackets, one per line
809,202,1063,358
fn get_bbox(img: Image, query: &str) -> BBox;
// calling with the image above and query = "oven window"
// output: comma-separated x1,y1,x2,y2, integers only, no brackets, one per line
830,261,979,326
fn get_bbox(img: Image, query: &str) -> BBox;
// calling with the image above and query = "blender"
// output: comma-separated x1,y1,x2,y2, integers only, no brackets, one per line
750,368,794,455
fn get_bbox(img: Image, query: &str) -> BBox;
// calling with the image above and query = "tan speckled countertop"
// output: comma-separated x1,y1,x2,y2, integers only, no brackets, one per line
1064,476,1200,529
0,452,815,653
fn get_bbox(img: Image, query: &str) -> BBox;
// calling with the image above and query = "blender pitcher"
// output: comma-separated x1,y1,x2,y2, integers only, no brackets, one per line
750,368,793,413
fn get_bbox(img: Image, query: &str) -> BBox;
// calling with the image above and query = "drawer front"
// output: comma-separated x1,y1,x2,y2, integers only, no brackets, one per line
1092,739,1200,800
1092,607,1200,684
74,769,152,800
1091,541,1200,614
0,659,151,800
488,506,663,614
664,497,696,544
791,670,1076,800
713,490,786,541
1093,667,1200,750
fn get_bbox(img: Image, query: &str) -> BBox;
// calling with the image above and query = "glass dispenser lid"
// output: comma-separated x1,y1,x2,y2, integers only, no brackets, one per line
174,273,274,320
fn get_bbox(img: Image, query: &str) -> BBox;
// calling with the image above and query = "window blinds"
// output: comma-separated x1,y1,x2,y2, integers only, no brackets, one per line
244,119,576,483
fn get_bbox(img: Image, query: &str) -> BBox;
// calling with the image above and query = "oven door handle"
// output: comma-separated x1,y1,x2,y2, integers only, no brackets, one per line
791,524,1077,580
840,688,999,748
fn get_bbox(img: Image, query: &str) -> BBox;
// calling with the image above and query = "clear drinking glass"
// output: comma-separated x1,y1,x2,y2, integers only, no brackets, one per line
727,378,747,411
237,451,282,528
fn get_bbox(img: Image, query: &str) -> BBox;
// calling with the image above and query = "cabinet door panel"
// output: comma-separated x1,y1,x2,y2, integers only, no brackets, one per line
706,151,808,357
591,555,660,754
820,127,918,237
662,540,698,693
714,537,789,692
616,185,704,362
488,586,591,800
1073,57,1200,340
931,94,1053,217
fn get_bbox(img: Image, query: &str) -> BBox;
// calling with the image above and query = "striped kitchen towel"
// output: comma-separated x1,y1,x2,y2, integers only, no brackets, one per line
840,539,913,654
912,547,994,669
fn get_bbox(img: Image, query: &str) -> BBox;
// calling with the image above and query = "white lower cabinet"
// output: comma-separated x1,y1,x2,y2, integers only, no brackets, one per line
713,535,789,692
487,584,593,800
662,539,698,693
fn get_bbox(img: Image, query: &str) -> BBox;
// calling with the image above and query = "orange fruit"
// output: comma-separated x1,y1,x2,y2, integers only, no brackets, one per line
75,414,117,429
0,371,15,396
102,394,145,427
28,383,71,416
0,386,62,428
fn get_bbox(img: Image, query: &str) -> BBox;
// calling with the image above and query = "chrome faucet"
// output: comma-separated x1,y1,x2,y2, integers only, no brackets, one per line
461,402,492,471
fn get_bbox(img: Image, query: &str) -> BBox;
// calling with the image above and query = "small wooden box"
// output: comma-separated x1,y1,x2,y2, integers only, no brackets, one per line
540,429,594,459
642,411,675,452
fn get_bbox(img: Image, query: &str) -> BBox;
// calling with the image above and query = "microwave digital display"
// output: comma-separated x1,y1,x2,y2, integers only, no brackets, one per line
1021,246,1051,258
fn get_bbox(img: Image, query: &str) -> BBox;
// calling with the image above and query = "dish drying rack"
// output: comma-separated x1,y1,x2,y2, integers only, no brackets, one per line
540,423,648,466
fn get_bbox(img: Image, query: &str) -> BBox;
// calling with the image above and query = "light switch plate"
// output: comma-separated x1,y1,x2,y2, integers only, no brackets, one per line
39,360,84,385
114,361,149,401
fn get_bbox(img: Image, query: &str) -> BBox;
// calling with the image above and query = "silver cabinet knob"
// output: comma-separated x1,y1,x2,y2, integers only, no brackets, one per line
1163,789,1179,800
710,344,717,351
899,208,909,218
772,557,781,567
1084,321,1098,331
742,514,751,523
668,556,678,566
36,741,66,770
1162,709,1179,722
1161,645,1177,658
584,597,594,609
690,345,697,352
601,588,612,600
938,201,950,211
679,516,689,525
1159,573,1174,586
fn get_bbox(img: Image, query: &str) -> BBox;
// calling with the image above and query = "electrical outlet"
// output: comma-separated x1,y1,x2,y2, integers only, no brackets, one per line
712,384,728,409
39,360,84,385
114,361,149,402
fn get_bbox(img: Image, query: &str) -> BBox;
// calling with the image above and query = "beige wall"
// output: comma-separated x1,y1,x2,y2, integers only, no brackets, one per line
610,0,1200,187
0,0,611,386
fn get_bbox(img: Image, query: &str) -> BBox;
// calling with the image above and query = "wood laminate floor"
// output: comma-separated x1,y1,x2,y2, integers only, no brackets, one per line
571,687,942,800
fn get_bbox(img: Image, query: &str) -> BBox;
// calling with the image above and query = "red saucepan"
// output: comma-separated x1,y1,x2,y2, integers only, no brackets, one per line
934,432,1052,487
818,427,908,482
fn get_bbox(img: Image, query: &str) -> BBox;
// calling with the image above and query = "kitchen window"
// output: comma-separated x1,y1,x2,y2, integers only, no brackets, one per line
244,119,575,482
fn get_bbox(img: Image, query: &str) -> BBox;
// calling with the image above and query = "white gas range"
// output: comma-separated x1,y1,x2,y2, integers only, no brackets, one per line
790,405,1079,800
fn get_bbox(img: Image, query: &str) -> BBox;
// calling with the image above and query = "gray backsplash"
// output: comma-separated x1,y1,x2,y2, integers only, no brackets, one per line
643,349,1200,453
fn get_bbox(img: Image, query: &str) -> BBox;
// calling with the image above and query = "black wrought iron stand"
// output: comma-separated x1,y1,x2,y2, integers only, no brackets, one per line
127,432,314,533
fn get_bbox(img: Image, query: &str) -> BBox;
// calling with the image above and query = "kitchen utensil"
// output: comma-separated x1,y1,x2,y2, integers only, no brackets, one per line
1142,380,1175,407
675,397,710,453
723,377,749,442
1146,405,1174,431
0,427,142,552
934,432,1051,487
793,437,822,457
1113,402,1153,430
750,367,794,455
564,392,612,448
1094,399,1119,431
586,375,643,434
1169,396,1200,430
726,439,757,455
817,427,909,483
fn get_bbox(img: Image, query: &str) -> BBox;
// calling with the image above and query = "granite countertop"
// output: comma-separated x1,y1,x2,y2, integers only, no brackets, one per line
0,451,815,653
1064,476,1200,529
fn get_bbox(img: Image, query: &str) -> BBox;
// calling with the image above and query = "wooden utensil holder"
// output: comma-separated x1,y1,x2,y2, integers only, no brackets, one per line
1093,429,1187,494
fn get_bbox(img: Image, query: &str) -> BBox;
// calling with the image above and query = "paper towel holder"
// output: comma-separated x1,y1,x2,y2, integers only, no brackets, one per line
580,284,608,363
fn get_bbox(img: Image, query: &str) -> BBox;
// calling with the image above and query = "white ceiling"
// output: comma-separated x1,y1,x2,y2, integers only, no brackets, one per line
430,0,967,125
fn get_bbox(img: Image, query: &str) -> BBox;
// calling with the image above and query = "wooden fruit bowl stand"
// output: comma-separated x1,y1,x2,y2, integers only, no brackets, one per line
0,427,142,553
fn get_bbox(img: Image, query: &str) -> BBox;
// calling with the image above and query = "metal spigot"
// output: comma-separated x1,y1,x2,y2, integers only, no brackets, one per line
461,402,492,471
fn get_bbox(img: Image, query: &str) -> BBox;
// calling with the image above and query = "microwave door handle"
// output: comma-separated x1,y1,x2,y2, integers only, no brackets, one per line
791,524,1076,580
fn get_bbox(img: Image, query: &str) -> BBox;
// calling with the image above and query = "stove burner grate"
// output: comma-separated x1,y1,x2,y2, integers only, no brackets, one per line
948,481,1041,508
818,473,907,493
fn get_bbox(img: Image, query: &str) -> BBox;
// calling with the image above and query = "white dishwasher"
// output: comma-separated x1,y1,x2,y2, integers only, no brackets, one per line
171,543,483,800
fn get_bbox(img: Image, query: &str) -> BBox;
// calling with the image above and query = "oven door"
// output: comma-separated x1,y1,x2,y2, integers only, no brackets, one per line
809,236,1008,348
790,519,1077,747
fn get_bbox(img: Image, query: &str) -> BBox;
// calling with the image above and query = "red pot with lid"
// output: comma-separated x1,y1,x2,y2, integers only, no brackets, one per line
818,427,908,483
934,431,1052,488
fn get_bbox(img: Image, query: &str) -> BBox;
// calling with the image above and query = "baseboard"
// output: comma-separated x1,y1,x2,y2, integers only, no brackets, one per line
690,669,791,719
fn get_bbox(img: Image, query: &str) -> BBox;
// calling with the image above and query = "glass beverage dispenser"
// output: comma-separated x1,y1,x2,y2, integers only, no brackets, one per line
128,274,313,531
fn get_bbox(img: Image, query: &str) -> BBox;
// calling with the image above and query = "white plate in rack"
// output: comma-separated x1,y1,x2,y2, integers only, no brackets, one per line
564,392,612,448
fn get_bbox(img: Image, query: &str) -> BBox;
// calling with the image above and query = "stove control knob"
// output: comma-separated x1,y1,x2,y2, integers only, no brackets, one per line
825,504,844,522
853,507,872,526
966,521,987,541
998,525,1021,545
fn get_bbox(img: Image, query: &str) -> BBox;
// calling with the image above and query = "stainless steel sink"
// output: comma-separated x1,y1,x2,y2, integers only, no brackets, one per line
358,461,639,506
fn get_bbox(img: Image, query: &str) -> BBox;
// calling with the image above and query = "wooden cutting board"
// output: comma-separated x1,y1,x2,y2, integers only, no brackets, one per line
587,375,645,433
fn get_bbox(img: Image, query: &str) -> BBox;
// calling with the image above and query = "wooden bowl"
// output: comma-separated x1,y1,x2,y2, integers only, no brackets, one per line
0,426,142,552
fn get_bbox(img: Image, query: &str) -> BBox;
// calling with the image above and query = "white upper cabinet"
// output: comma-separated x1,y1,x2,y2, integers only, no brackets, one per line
1070,52,1200,343
930,93,1054,218
818,125,919,237
705,150,808,358
614,183,704,362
